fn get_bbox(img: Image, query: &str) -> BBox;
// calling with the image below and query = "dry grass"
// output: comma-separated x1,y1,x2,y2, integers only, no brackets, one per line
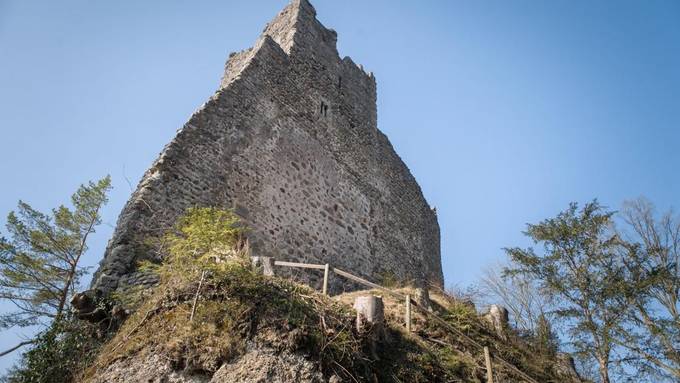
335,286,579,383
80,267,576,383
80,267,478,382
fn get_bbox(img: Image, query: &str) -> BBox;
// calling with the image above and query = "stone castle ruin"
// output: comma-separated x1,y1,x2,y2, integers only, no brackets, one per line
92,0,443,294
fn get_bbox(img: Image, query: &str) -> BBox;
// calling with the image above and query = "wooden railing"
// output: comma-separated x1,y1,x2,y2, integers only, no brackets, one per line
272,261,330,295
257,257,540,383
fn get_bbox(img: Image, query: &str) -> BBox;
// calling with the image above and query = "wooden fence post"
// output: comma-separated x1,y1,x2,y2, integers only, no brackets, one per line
484,346,494,383
322,263,330,296
405,294,412,332
263,258,540,383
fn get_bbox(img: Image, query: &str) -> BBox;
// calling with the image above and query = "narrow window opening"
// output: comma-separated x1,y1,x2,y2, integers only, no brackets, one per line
320,101,328,117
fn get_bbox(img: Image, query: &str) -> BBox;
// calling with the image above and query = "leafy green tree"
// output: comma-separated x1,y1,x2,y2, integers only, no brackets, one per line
616,198,680,380
0,176,111,356
504,201,631,383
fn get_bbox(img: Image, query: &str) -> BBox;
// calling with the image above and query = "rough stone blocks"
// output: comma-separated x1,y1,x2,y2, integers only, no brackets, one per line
92,0,443,295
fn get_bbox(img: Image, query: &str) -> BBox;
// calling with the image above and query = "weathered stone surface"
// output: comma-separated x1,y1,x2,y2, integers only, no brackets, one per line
92,0,442,294
211,344,325,383
70,290,107,323
89,344,325,383
87,352,208,383
484,304,509,339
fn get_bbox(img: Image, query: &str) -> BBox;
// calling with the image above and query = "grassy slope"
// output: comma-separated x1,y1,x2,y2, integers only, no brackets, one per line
81,264,576,383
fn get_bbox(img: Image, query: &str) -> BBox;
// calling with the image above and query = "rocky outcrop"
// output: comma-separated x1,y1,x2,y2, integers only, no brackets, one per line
89,344,325,383
92,0,442,296
212,344,325,383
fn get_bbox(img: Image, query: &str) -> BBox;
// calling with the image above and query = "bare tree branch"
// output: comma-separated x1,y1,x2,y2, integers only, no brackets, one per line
0,340,35,358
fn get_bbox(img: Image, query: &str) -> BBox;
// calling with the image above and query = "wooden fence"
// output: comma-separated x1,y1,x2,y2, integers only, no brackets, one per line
258,257,539,383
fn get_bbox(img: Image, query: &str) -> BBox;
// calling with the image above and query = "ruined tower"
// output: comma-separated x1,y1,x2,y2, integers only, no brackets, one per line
92,0,443,293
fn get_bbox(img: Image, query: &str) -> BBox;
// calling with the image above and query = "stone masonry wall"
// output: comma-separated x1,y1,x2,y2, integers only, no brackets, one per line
92,0,443,294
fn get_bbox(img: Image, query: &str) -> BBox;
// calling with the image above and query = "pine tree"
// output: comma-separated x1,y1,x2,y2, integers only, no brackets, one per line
0,176,111,356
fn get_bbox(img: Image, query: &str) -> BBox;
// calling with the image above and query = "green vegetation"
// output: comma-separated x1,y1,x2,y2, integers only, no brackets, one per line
3,203,638,382
0,176,111,330
2,317,104,383
0,177,111,382
428,298,564,382
616,198,680,380
505,201,626,383
0,204,588,382
493,199,680,382
83,208,467,382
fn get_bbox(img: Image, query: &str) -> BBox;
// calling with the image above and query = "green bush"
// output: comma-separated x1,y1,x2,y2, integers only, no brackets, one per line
3,317,103,383
140,207,248,290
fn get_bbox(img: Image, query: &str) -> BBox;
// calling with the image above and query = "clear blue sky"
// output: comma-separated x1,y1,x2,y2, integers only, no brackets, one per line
1,0,679,374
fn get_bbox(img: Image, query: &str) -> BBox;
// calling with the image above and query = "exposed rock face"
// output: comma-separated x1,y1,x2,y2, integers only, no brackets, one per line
92,0,442,294
212,344,325,383
88,353,208,383
88,344,325,383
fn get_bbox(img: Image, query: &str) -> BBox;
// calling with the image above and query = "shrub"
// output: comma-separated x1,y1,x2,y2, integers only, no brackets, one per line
3,317,103,383
141,207,248,288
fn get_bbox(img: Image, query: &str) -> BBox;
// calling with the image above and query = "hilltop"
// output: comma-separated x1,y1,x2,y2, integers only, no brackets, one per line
80,257,582,382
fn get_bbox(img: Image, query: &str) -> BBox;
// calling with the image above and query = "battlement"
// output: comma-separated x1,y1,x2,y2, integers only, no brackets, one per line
223,0,372,88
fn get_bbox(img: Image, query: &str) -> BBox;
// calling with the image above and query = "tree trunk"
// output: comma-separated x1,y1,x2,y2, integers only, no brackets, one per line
598,358,610,383
251,256,275,276
353,295,384,360
56,209,100,321
0,340,34,358
190,270,206,322
55,262,78,322
353,295,384,333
